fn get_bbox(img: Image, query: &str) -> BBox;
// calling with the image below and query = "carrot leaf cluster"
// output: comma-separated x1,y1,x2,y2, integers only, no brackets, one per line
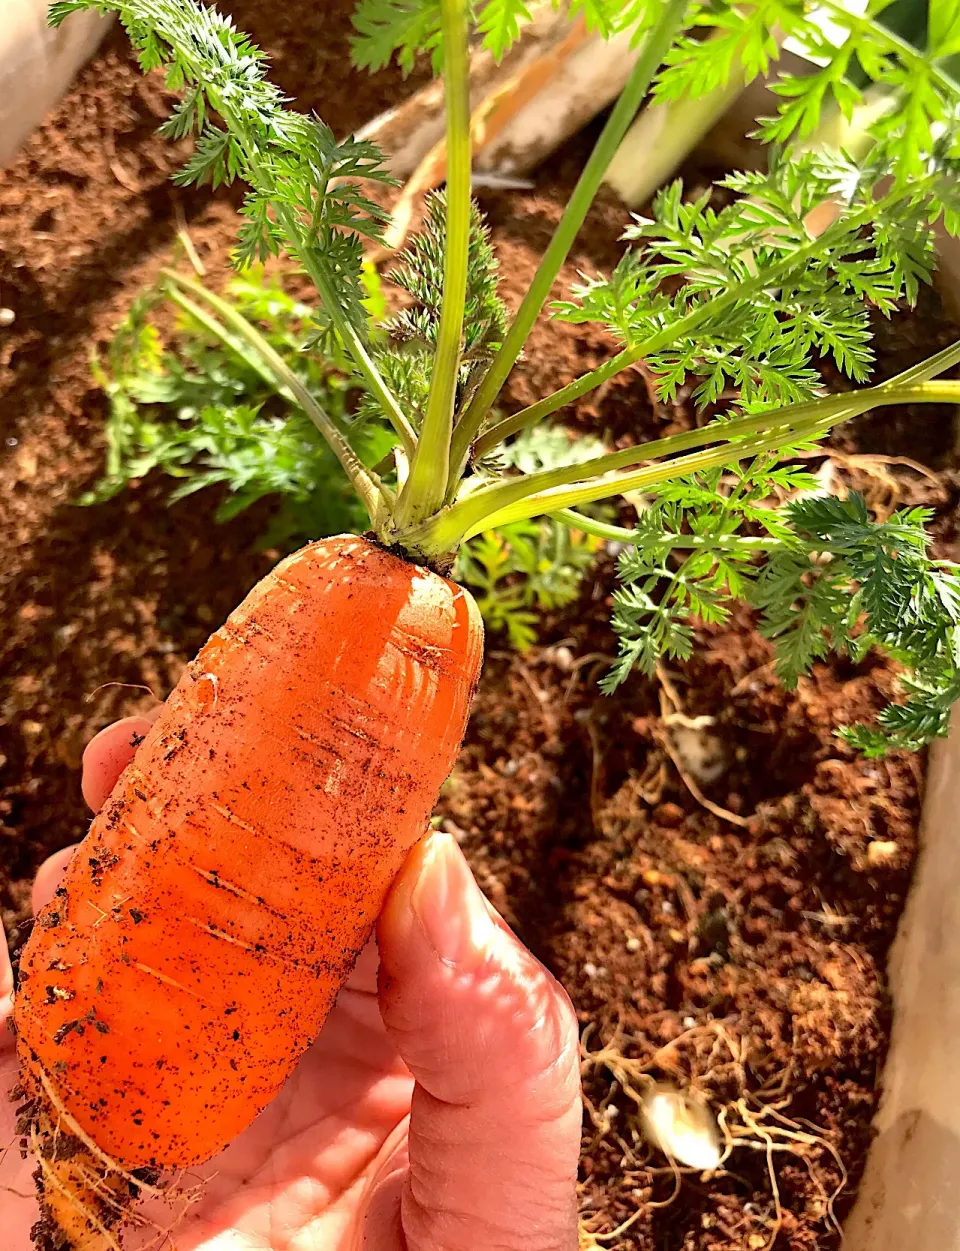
51,0,394,340
365,189,508,425
606,483,960,755
82,279,380,545
86,270,603,640
554,149,947,411
349,0,658,71
759,494,960,754
349,0,960,197
601,452,819,688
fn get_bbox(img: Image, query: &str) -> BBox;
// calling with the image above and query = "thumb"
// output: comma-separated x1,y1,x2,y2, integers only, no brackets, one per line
376,832,581,1251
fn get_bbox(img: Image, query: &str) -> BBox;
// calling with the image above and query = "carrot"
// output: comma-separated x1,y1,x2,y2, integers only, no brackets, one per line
12,535,482,1250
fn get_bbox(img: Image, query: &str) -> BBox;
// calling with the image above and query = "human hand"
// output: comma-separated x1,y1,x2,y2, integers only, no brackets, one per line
1,713,581,1250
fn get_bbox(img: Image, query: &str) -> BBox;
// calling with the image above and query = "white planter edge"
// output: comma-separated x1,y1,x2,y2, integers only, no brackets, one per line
0,1,110,170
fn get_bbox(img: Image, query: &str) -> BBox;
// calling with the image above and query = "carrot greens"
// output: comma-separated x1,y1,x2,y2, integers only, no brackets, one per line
52,0,960,751
86,263,603,642
393,0,472,525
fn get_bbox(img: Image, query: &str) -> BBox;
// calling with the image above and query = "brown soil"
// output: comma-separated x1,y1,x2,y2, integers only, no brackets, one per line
3,6,960,1250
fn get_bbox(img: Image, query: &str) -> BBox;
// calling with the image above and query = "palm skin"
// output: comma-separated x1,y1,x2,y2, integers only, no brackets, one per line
1,716,581,1251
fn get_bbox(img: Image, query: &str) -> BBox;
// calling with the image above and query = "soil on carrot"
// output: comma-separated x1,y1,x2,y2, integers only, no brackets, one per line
3,7,960,1249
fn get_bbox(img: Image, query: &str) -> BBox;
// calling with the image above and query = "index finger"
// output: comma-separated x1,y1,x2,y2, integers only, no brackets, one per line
81,708,162,813
3,708,162,1034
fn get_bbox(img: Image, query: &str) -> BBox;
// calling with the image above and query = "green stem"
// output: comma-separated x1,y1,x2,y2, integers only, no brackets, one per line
466,381,955,526
468,387,960,535
885,337,960,388
554,509,638,544
408,374,960,552
554,509,773,549
394,0,472,528
430,423,826,547
165,287,283,394
166,284,393,500
473,345,637,457
450,0,689,474
471,181,931,459
161,269,390,522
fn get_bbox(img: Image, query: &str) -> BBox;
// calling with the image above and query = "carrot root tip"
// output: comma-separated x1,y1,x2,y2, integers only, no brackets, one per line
17,1061,161,1251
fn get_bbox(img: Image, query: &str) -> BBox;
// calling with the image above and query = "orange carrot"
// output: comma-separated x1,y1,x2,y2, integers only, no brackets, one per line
13,535,482,1248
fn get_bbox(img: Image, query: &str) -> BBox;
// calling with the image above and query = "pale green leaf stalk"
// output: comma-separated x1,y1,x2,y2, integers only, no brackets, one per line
393,0,472,527
161,268,392,525
604,26,758,210
414,379,960,549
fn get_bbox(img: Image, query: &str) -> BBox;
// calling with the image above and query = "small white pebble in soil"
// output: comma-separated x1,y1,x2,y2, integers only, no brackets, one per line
682,1016,696,1029
640,1084,722,1171
0,308,15,327
661,900,675,915
670,724,729,785
626,935,641,952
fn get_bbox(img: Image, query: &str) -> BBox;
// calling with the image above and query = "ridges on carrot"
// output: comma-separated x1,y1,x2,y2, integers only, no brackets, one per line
13,536,483,1249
